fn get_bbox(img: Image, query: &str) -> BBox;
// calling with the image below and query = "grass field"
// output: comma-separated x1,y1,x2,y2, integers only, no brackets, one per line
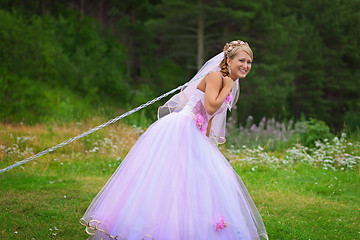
0,122,359,240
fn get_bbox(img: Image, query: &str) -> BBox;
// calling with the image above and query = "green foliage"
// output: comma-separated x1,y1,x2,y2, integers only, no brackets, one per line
0,72,102,123
293,118,333,147
235,0,360,131
124,84,158,128
1,0,359,133
344,110,360,132
0,8,132,123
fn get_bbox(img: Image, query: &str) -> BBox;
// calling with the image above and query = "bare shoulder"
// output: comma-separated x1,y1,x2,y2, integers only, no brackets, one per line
204,71,223,88
206,71,223,80
204,71,222,84
198,72,222,91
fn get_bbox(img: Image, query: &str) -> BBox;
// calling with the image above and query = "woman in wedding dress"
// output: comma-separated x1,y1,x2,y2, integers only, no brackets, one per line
80,40,268,240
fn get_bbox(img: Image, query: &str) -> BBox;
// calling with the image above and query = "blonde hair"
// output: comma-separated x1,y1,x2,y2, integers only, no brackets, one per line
220,40,253,76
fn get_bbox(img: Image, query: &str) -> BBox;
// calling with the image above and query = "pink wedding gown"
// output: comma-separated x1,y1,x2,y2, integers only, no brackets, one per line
80,89,268,240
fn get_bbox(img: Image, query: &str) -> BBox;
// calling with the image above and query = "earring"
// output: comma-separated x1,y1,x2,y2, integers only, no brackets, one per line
228,65,232,76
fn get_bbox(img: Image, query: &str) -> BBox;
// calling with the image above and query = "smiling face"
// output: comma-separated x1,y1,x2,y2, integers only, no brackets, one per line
227,50,252,79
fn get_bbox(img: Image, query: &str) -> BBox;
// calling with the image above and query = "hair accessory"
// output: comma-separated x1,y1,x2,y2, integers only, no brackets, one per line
224,40,246,57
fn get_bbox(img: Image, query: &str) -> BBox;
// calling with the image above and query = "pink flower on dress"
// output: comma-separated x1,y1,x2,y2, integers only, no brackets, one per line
215,217,227,231
195,114,204,126
192,100,208,134
225,92,233,103
195,114,207,134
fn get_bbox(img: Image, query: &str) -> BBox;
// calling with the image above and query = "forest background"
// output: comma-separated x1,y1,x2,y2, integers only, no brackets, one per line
0,0,359,133
1,1,359,239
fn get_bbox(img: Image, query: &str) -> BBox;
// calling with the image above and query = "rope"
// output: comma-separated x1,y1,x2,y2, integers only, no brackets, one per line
0,75,203,174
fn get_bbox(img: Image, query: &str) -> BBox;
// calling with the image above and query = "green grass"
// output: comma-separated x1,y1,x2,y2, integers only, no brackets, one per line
234,164,359,239
0,123,359,239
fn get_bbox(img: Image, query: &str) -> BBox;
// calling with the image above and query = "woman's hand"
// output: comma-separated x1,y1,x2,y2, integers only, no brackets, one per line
222,76,235,91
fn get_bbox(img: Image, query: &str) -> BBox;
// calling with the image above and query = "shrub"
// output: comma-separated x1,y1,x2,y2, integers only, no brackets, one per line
292,118,334,147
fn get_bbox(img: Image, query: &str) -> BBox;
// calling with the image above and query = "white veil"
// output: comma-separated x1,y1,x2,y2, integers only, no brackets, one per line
158,52,240,145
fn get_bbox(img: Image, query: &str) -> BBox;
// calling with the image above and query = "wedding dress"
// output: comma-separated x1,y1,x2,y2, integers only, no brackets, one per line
80,87,268,240
81,51,268,240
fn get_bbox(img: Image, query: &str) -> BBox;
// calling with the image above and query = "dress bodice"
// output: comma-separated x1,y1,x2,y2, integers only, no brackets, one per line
181,89,228,135
182,89,226,116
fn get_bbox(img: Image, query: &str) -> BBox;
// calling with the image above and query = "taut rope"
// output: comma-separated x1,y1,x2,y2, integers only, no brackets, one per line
0,75,204,174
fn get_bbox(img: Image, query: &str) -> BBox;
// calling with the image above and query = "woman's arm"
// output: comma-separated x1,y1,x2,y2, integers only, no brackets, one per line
203,72,234,115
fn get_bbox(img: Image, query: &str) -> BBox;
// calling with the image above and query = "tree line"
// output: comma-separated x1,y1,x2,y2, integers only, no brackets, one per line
0,0,359,131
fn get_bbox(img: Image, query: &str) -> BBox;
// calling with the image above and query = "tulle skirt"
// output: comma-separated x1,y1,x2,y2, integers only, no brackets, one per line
80,111,268,240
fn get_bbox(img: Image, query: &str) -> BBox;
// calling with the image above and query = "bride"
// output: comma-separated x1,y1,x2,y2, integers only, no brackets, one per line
80,40,268,240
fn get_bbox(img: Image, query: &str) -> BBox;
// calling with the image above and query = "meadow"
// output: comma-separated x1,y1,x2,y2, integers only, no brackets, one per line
0,121,359,240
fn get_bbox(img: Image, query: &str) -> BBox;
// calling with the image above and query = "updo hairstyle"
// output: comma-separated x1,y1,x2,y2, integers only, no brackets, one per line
220,40,253,77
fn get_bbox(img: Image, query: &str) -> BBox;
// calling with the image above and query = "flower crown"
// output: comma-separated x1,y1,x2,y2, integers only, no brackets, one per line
223,40,246,58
